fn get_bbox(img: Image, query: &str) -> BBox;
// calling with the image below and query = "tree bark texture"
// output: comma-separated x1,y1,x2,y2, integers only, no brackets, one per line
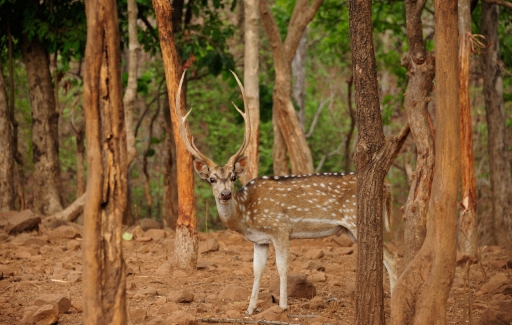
240,0,260,185
21,35,63,216
153,0,198,270
45,193,86,223
0,62,15,211
348,0,410,323
162,99,178,229
400,0,436,270
481,2,512,245
391,0,460,323
259,0,322,176
82,0,128,322
292,31,307,130
124,0,140,166
344,75,355,172
458,27,478,257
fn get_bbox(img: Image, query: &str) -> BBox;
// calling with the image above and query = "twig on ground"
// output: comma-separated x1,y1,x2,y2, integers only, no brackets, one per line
196,318,300,325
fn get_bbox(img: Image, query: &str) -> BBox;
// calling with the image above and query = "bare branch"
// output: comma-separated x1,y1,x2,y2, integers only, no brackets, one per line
196,318,300,325
484,0,512,9
305,95,332,138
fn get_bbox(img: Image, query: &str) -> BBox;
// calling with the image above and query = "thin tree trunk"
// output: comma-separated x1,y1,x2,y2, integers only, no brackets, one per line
0,62,15,211
259,0,322,175
82,0,128,322
391,0,460,322
348,1,411,324
124,0,140,166
240,0,260,185
292,30,307,131
153,0,198,270
8,27,25,210
272,107,289,176
162,97,178,229
458,4,478,257
21,35,63,215
400,0,436,270
481,1,512,245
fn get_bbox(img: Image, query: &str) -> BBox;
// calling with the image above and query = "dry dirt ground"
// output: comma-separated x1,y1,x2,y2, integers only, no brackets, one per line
1,218,512,325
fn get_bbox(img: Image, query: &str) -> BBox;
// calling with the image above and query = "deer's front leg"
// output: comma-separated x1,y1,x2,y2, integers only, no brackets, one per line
247,243,269,315
273,238,290,310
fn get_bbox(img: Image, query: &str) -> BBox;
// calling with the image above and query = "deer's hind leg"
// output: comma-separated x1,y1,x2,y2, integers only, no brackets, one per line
247,243,269,315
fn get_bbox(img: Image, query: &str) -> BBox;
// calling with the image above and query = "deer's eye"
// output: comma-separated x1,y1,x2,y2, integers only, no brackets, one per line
231,176,237,182
209,177,216,184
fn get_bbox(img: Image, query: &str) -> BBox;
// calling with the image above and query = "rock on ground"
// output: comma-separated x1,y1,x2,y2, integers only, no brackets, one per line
270,275,316,299
0,210,41,235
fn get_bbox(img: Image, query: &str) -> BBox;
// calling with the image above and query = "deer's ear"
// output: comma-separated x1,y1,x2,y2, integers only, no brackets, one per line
234,156,248,176
193,160,210,179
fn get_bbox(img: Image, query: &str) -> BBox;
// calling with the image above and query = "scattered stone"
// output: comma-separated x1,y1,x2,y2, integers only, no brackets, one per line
20,306,40,325
225,309,241,318
480,273,509,294
304,249,324,260
196,303,213,313
155,262,172,276
50,268,70,281
196,261,217,270
157,302,181,314
310,271,327,283
66,240,81,251
0,264,16,277
135,236,152,242
145,229,166,241
270,275,316,299
332,234,354,247
32,304,59,325
172,270,188,278
130,225,145,238
253,306,288,322
198,238,219,254
339,247,354,255
34,294,71,314
137,245,150,253
23,237,48,247
168,290,194,303
302,296,326,310
66,272,81,283
166,310,197,325
301,261,324,271
137,286,158,297
218,285,250,302
0,210,41,235
137,218,162,231
48,225,80,240
130,308,147,323
155,296,167,305
147,317,172,325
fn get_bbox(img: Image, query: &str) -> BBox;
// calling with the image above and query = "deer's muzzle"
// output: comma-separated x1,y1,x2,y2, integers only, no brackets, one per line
219,189,232,203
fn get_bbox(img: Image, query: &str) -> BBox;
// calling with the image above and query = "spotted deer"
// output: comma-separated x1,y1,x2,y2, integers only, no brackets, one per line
175,71,398,314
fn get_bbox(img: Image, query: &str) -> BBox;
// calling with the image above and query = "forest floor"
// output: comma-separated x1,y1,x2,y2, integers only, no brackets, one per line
1,217,512,325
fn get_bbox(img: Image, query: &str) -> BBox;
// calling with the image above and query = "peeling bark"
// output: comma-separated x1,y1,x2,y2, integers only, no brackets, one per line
21,35,63,216
391,0,460,323
82,0,128,322
153,0,198,270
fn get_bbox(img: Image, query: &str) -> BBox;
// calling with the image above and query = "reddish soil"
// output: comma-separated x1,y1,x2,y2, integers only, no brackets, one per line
1,222,511,324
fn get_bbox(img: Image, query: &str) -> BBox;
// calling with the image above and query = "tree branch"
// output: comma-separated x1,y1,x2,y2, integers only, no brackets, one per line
484,0,512,9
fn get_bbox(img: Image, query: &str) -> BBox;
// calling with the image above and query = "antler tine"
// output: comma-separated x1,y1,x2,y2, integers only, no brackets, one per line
176,70,216,166
227,71,251,167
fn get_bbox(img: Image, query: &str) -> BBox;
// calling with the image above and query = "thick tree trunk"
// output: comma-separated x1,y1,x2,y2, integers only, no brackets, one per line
162,99,178,229
391,0,460,323
458,13,478,257
259,0,322,176
400,0,436,270
344,75,355,172
124,0,140,166
153,0,198,270
0,62,15,211
21,35,63,216
240,0,260,185
481,1,512,245
82,0,128,322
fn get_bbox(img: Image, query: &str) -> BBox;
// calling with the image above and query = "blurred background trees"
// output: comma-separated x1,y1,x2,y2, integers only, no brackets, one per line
0,0,511,245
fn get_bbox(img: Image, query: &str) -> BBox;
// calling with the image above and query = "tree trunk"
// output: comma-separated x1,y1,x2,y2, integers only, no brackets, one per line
153,0,198,270
400,0,436,270
458,3,478,257
348,1,410,324
0,62,15,211
162,98,178,229
344,75,355,172
21,35,63,216
82,0,128,322
240,0,260,185
292,30,307,130
259,0,322,176
124,0,140,166
391,0,460,323
481,1,512,245
45,193,86,223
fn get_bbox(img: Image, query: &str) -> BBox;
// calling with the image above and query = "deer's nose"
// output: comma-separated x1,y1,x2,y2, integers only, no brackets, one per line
220,189,232,201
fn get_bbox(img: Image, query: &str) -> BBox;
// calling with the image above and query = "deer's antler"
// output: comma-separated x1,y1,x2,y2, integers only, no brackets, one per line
226,71,251,167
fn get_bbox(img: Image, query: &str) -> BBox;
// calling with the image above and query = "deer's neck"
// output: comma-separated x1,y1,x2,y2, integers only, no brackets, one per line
215,195,246,234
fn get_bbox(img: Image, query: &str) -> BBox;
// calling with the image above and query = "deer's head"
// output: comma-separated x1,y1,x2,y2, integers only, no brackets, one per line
175,71,250,205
